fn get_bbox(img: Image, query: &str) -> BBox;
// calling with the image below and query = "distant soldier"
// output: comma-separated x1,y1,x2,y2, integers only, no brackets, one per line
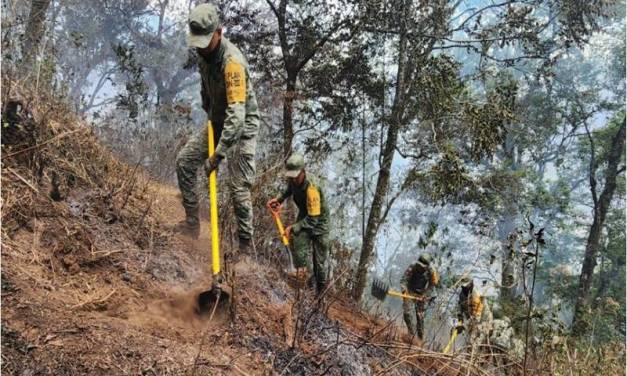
173,3,259,256
267,153,330,296
457,277,491,344
400,254,439,340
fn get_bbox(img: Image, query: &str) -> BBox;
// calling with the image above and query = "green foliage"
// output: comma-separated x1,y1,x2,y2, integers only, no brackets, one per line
408,143,472,204
463,74,517,162
112,44,148,119
579,110,627,165
417,221,438,249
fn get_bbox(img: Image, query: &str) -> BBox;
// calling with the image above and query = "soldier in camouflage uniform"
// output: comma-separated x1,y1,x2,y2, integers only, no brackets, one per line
400,254,439,340
457,277,492,346
174,3,259,253
267,154,330,296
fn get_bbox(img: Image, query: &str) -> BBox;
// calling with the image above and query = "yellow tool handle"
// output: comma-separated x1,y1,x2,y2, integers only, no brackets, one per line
273,213,289,246
387,290,423,300
443,327,459,354
208,121,220,276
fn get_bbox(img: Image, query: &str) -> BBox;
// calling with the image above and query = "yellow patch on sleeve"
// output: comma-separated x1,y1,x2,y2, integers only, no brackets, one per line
306,185,321,216
225,60,246,104
471,294,484,318
431,269,440,286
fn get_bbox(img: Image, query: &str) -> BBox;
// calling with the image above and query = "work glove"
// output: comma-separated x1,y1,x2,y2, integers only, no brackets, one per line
286,222,302,239
204,154,223,175
291,222,302,235
267,198,281,210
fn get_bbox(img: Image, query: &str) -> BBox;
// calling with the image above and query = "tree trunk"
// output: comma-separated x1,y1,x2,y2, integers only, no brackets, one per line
498,133,520,317
500,218,518,308
351,120,401,301
23,0,52,67
282,73,296,157
572,118,626,335
592,254,608,309
352,9,409,301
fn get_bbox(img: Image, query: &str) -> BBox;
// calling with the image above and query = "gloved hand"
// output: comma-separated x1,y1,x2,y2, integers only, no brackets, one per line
204,154,223,175
291,222,302,235
455,320,465,333
267,198,281,210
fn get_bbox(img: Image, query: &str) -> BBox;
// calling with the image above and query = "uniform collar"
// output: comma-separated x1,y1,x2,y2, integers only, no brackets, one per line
200,38,226,65
291,176,310,191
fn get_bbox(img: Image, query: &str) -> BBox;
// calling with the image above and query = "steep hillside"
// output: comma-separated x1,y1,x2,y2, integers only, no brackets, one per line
1,94,488,375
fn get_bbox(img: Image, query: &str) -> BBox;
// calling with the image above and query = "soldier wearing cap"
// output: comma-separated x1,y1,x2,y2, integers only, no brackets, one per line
267,154,330,296
400,254,440,340
457,277,491,346
174,3,260,254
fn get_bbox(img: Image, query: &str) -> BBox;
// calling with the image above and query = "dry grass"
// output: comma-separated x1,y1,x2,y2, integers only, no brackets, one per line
3,78,622,376
1,79,433,375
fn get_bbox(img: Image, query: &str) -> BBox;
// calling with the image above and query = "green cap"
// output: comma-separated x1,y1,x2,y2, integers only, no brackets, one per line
187,4,219,48
460,276,473,288
285,153,305,178
418,254,432,267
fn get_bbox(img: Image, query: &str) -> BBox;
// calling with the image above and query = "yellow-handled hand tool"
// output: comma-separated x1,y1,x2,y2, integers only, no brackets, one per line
443,321,463,354
266,202,296,272
371,278,425,301
197,120,231,314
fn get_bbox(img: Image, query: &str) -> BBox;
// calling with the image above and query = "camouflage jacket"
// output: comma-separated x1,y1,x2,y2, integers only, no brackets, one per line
458,289,486,322
198,37,260,157
400,263,439,294
279,174,329,236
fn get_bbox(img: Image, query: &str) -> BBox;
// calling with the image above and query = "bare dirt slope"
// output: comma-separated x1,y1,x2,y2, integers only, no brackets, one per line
1,96,439,375
1,182,417,375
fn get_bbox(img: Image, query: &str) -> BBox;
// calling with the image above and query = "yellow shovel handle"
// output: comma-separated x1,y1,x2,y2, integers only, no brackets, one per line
273,212,289,246
208,121,220,276
443,327,459,354
387,290,423,300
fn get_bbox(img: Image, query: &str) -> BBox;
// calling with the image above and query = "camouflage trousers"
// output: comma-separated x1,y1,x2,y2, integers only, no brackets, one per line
175,124,256,240
403,297,426,340
291,229,328,292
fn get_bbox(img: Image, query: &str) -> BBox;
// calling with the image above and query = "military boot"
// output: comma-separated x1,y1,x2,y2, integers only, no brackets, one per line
172,208,200,239
238,237,254,256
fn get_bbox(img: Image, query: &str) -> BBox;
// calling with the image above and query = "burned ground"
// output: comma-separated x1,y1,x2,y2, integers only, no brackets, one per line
1,91,499,376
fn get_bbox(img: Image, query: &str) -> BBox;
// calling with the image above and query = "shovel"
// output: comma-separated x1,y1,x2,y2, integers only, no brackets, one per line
370,278,424,302
443,321,463,354
266,202,296,273
197,120,231,315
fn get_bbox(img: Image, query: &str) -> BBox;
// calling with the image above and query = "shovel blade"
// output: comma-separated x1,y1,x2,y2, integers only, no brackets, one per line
371,278,390,301
197,285,231,315
284,246,296,274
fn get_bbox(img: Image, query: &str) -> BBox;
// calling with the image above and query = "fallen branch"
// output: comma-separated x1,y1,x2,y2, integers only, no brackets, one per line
4,128,85,158
71,289,116,310
5,167,40,193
